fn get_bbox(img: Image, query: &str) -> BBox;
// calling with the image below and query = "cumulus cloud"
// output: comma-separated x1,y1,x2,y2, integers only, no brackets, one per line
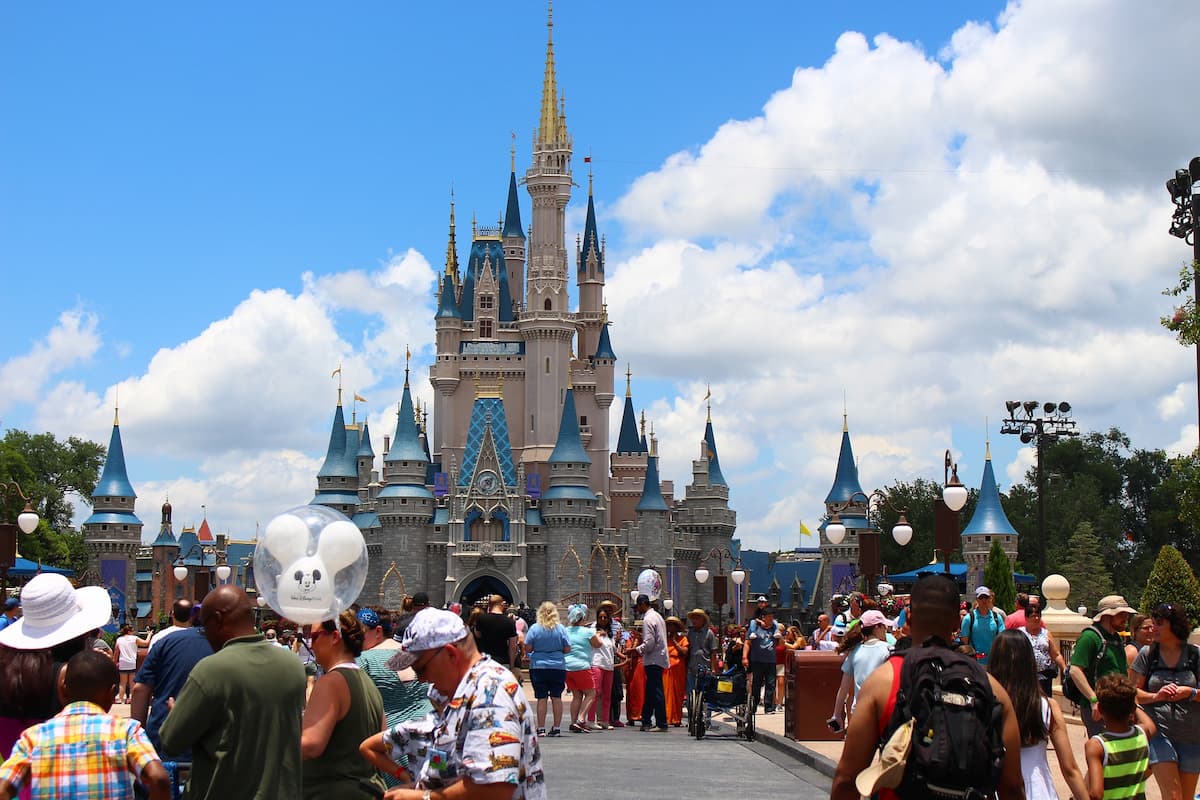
0,309,100,414
606,0,1195,549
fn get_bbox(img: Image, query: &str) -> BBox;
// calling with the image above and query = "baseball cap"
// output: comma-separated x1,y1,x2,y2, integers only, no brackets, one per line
859,610,894,629
4,598,19,610
856,718,914,796
756,596,768,603
387,609,468,670
357,608,381,628
975,586,992,598
832,619,848,636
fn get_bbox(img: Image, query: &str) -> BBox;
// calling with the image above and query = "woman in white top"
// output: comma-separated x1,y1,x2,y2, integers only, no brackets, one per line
113,624,149,704
588,609,625,729
989,630,1089,800
1020,605,1067,697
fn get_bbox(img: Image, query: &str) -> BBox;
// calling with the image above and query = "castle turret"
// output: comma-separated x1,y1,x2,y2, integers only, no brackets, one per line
311,396,359,517
818,414,868,604
82,409,144,620
503,156,527,308
961,442,1019,595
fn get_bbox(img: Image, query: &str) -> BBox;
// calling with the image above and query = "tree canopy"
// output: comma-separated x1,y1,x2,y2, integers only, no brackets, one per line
0,429,105,574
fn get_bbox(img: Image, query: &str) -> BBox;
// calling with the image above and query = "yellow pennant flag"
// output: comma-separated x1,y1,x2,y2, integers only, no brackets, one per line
354,394,367,403
800,521,813,538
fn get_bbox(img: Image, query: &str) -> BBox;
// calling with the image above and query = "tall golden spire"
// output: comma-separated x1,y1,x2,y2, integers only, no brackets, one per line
113,387,120,425
705,383,712,423
444,188,458,277
985,416,991,460
843,391,848,432
538,0,564,145
404,346,411,387
625,364,632,398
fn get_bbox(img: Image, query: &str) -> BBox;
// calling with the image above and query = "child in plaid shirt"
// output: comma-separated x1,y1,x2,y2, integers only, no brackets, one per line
0,650,170,800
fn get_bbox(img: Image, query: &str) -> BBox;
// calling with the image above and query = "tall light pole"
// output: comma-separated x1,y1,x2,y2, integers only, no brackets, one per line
1000,401,1078,581
1167,158,1200,437
694,548,746,634
824,489,914,594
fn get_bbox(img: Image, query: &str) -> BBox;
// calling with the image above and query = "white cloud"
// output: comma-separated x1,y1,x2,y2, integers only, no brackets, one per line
0,309,100,414
1005,447,1037,487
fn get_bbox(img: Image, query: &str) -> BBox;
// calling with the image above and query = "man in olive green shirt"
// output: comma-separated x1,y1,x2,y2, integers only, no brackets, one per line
1069,594,1135,737
159,586,306,799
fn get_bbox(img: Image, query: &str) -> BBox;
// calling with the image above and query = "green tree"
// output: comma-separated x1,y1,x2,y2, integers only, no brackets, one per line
0,429,105,574
1161,260,1200,346
1139,545,1200,629
982,539,1017,613
1060,522,1113,614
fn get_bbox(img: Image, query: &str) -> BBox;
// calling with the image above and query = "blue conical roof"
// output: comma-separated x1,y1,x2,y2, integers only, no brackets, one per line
704,419,727,487
962,457,1019,538
824,429,864,505
594,323,616,361
436,274,461,319
578,192,603,273
616,396,642,454
95,423,137,498
386,382,428,463
317,404,357,478
636,455,669,512
549,388,591,465
151,525,177,547
357,421,375,458
503,171,524,240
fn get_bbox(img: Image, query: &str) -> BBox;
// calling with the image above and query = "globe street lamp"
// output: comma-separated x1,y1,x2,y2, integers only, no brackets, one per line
694,547,746,632
934,450,969,574
1167,158,1200,437
825,490,913,594
1000,401,1078,580
173,544,231,600
0,482,40,597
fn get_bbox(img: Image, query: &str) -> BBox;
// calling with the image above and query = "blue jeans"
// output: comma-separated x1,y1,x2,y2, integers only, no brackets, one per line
643,665,667,729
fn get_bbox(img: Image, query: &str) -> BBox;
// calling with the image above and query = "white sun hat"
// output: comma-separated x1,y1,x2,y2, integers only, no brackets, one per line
0,573,113,651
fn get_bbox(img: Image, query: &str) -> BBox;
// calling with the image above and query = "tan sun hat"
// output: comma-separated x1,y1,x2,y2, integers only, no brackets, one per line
686,608,709,626
856,718,914,796
1093,595,1136,622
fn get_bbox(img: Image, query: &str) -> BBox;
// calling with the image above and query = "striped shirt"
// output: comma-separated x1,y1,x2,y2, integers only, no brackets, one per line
0,701,160,799
1094,725,1149,800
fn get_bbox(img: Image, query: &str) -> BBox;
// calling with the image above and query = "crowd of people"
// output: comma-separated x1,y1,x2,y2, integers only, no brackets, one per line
0,569,1195,800
827,580,1200,800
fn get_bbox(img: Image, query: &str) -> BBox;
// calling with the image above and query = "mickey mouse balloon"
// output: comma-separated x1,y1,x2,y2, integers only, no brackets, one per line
254,505,368,624
636,568,662,601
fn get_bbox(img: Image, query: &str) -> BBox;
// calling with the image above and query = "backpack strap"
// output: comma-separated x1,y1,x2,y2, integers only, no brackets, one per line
877,654,905,739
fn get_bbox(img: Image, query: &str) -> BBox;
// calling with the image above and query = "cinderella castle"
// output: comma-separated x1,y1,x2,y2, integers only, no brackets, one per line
305,7,737,612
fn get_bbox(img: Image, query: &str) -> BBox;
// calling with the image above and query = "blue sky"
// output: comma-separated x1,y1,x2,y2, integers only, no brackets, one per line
2,1,1197,552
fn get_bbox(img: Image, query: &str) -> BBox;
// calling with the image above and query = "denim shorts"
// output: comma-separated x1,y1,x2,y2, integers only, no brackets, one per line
1147,733,1200,773
529,668,566,699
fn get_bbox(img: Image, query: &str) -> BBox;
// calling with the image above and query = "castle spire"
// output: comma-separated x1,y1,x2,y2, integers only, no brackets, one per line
445,189,459,277
704,410,727,487
548,385,590,465
636,447,669,513
538,1,566,145
824,418,864,505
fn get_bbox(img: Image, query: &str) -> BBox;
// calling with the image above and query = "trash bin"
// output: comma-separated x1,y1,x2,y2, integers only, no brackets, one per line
784,650,845,741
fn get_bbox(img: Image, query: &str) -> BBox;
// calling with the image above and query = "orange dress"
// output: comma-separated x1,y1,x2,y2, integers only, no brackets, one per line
625,641,645,723
664,634,689,726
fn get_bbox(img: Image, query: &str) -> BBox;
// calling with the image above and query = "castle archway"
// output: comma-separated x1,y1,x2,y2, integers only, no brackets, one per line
457,569,519,607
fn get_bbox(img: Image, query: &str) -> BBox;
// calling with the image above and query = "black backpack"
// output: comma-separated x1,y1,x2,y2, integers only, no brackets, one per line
1062,625,1107,705
881,643,1005,800
1144,642,1200,680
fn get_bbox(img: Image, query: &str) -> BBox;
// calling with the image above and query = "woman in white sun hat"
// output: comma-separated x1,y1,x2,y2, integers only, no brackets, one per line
0,573,113,788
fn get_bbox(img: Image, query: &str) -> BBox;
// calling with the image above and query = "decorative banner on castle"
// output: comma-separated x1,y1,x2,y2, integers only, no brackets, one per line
101,558,127,633
434,473,449,497
831,563,858,596
526,474,541,499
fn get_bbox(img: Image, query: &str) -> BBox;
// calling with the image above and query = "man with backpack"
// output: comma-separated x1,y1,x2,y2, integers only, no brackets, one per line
831,574,1024,800
1067,594,1135,737
960,586,1006,665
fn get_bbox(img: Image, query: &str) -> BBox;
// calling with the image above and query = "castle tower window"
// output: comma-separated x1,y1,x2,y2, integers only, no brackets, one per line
544,299,552,311
480,295,494,310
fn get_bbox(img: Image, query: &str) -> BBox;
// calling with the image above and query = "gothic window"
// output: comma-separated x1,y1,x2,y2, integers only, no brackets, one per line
580,415,587,426
530,414,535,431
479,295,494,310
479,319,493,338
545,358,550,374
544,298,552,311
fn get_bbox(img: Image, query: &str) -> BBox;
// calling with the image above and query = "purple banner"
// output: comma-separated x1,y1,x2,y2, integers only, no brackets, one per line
831,562,858,596
100,558,126,632
526,473,541,499
434,472,449,497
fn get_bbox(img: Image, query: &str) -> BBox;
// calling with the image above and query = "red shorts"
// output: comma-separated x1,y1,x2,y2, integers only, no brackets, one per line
566,668,596,691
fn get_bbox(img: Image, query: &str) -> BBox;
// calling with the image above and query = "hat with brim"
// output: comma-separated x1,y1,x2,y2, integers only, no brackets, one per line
686,608,709,625
856,718,913,797
1093,595,1136,622
386,608,468,671
665,616,683,629
0,574,112,651
597,600,619,614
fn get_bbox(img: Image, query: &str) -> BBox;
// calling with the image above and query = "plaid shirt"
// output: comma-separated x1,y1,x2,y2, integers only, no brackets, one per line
0,701,160,799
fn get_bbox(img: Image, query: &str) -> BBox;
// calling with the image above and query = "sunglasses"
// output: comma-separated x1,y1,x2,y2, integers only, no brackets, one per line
411,645,448,678
310,627,338,643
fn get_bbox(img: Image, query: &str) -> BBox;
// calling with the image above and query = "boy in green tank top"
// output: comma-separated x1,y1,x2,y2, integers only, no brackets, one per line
1084,674,1157,800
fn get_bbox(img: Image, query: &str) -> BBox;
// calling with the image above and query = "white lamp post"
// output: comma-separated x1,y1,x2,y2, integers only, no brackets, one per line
694,566,710,584
942,451,969,512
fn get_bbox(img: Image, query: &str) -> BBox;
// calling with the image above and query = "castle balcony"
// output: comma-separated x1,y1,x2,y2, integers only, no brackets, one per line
455,541,516,557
